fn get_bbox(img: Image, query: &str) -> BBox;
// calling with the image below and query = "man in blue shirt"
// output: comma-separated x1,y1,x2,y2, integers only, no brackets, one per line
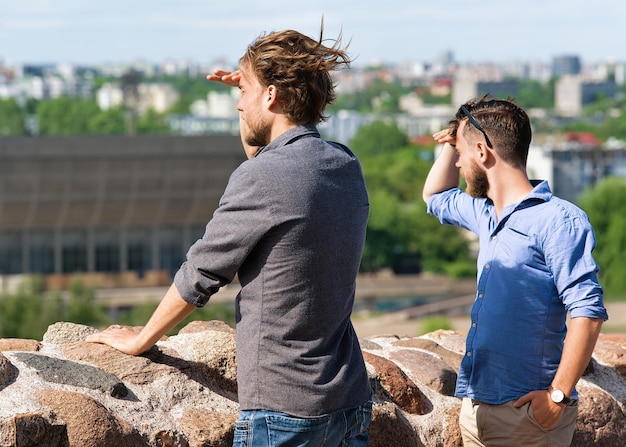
422,96,608,446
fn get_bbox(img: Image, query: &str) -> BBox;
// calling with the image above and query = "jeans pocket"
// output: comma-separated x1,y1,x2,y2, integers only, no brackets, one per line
357,400,373,432
233,419,251,447
265,413,330,446
266,413,330,432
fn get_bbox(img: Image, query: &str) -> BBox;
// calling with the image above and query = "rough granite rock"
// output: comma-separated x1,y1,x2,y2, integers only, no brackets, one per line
392,337,463,372
178,408,237,447
594,334,626,379
363,351,427,415
572,381,626,447
42,322,99,345
367,401,423,447
10,411,68,447
388,349,457,396
0,339,42,352
0,322,624,447
162,329,238,394
0,353,17,388
62,342,206,390
37,390,146,447
178,320,235,335
12,352,128,398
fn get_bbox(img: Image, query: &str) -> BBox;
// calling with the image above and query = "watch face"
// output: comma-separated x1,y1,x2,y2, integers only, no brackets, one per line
551,389,565,403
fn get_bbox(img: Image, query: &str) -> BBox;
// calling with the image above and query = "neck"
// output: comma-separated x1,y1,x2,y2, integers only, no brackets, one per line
487,167,534,217
269,117,299,143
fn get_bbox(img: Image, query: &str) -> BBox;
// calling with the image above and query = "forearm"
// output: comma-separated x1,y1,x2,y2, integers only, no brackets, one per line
132,283,197,354
551,316,604,396
422,142,460,203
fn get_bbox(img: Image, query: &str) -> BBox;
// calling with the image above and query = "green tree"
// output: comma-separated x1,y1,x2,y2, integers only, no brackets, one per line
0,276,109,339
578,177,626,299
419,316,453,335
65,277,108,327
0,276,64,339
36,96,101,135
136,108,170,134
598,110,626,142
87,106,127,134
350,121,409,158
515,78,555,110
0,98,27,135
353,123,473,275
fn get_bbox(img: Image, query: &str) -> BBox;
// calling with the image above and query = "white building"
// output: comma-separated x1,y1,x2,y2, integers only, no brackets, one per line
96,83,124,110
555,75,619,117
96,82,179,115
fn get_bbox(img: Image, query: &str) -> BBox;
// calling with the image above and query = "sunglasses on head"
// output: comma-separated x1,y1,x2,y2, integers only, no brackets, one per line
460,105,493,148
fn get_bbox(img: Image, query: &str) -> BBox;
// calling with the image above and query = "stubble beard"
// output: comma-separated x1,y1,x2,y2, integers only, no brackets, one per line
243,109,271,148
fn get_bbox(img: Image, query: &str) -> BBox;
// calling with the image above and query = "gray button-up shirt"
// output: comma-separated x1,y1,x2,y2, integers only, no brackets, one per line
174,125,371,416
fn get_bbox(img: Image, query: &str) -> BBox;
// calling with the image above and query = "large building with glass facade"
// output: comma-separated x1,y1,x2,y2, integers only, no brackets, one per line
0,135,245,283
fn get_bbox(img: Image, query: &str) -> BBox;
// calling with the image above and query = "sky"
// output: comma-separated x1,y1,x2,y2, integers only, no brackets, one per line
1,0,625,68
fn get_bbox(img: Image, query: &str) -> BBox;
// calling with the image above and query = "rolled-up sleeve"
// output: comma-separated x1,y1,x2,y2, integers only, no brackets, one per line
545,216,608,321
428,188,484,234
174,163,272,307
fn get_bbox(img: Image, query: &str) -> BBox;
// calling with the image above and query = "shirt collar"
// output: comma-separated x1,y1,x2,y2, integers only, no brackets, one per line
254,125,319,157
496,180,553,225
526,179,553,203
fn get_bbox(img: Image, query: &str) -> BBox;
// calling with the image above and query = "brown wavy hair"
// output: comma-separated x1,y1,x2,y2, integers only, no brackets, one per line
239,26,351,125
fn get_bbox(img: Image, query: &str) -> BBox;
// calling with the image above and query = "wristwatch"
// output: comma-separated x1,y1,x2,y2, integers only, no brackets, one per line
549,386,570,405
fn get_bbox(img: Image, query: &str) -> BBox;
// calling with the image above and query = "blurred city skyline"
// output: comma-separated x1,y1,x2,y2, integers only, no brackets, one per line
1,0,625,67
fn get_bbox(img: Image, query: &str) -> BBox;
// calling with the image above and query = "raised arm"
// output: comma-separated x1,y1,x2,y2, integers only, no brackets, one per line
422,129,461,203
206,69,260,159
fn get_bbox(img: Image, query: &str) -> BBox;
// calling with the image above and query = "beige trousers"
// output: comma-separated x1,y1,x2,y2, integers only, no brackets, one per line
459,397,578,447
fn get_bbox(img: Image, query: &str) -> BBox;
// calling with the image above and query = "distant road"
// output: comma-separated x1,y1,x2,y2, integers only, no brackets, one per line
90,273,625,337
95,273,477,309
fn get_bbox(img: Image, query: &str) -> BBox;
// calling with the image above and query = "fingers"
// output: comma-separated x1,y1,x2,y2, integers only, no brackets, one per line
206,69,241,87
206,69,230,81
512,390,538,408
85,325,144,355
512,396,528,408
433,129,454,144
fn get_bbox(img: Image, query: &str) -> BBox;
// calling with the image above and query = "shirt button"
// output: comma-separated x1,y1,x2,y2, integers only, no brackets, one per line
485,264,490,269
492,235,497,241
472,322,477,328
478,293,483,299
466,352,472,357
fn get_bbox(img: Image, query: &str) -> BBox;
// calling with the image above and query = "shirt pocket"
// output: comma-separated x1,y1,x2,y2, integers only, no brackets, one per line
497,227,535,267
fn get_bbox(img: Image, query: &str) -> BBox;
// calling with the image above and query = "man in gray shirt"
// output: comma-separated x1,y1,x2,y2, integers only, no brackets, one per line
87,27,372,446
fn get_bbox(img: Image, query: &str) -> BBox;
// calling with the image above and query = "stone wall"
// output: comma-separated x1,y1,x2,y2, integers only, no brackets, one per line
0,321,624,446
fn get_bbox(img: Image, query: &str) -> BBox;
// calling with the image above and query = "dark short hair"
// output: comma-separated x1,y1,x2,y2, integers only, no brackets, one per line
451,95,532,168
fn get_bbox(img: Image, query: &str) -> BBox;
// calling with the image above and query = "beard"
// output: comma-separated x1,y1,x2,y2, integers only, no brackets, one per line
466,159,489,198
242,109,271,148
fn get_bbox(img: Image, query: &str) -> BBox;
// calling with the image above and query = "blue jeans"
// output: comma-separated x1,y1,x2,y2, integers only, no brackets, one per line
232,400,372,447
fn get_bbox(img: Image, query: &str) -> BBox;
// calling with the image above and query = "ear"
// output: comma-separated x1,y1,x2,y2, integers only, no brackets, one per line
476,142,495,167
265,85,278,108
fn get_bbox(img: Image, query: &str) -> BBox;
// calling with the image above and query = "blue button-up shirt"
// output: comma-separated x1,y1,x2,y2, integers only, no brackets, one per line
428,180,608,404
